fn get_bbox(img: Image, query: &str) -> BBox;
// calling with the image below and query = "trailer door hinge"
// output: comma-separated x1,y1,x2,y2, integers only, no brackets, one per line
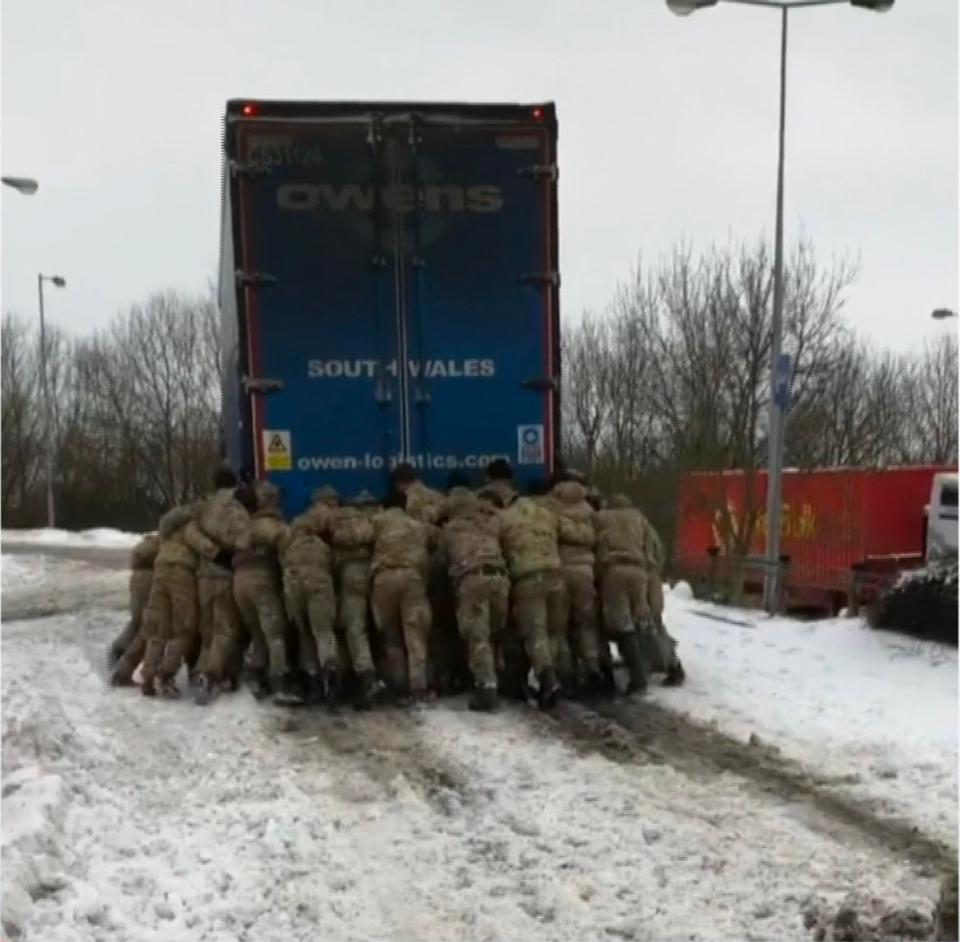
242,376,284,395
518,271,560,288
230,159,272,178
236,270,277,288
518,164,558,182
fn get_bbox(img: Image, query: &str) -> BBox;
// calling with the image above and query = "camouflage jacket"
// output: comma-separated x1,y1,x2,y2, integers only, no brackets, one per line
196,488,252,578
281,503,334,572
481,479,518,509
234,508,288,572
371,507,432,577
441,501,506,584
594,507,647,570
404,481,446,525
154,505,218,572
329,505,376,566
546,481,596,569
129,533,160,571
500,496,561,580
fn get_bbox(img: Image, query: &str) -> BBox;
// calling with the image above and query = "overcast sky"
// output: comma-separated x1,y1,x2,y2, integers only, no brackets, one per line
2,0,956,351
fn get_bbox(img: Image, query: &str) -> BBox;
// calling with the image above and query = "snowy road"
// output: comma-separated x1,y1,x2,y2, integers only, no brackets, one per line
1,540,955,941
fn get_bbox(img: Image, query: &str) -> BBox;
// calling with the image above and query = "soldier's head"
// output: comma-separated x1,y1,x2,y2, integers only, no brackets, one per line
234,482,258,513
485,458,513,483
254,480,280,512
585,487,605,512
213,465,238,491
608,493,633,510
553,479,588,504
445,487,477,519
476,486,505,509
390,462,419,493
311,485,340,507
446,470,470,492
555,466,588,486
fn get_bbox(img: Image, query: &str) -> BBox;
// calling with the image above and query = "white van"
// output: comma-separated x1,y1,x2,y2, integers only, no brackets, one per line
926,472,959,562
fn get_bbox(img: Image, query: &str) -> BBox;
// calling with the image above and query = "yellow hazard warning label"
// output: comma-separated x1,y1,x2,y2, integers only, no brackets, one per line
262,429,292,471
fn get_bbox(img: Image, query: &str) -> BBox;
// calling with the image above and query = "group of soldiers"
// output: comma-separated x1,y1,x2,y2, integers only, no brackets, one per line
107,459,684,712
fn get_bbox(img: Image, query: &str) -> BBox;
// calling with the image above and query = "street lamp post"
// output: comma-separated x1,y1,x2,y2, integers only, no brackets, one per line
38,274,67,528
666,0,893,612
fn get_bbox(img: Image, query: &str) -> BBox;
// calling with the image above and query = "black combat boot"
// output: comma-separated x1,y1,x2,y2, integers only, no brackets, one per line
158,676,181,699
141,677,157,697
537,668,561,710
323,666,341,707
618,632,649,695
250,671,272,701
353,670,381,711
469,684,499,712
273,674,305,707
304,673,325,705
663,657,686,687
194,674,213,706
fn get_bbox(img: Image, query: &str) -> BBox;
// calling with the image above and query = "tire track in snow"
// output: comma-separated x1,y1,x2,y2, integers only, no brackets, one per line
523,696,955,880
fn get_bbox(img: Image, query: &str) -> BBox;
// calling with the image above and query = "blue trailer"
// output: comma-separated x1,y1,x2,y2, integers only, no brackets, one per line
219,100,560,516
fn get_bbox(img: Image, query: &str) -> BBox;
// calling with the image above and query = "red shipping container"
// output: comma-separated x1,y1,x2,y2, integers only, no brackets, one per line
675,465,954,610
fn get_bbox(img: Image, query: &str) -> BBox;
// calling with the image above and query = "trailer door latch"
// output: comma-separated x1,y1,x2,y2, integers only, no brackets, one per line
518,271,560,288
242,376,284,395
521,376,558,393
518,164,558,182
236,270,277,288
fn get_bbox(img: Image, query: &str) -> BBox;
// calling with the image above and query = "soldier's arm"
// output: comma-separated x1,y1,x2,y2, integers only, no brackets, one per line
183,520,220,561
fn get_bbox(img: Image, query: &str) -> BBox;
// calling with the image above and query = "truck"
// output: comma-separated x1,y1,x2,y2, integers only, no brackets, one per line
674,465,958,613
218,99,560,516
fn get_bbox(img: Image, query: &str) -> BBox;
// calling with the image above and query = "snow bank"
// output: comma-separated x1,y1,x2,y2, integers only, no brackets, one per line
1,766,68,940
670,579,694,601
658,594,958,841
1,528,142,549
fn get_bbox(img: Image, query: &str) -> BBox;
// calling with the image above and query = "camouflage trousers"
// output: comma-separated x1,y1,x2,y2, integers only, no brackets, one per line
284,567,337,674
371,567,432,695
559,564,602,672
111,570,153,682
195,573,241,684
600,564,650,636
455,571,509,689
141,563,198,685
234,566,287,679
429,552,467,692
511,570,569,676
336,560,375,675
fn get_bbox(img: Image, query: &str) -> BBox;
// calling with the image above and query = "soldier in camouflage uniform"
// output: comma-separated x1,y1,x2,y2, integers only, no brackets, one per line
109,533,160,686
329,490,382,708
233,481,300,705
192,468,252,705
545,476,606,695
140,505,219,698
594,493,653,693
440,488,509,711
281,485,339,704
371,492,434,702
390,463,466,693
500,494,565,709
637,509,685,686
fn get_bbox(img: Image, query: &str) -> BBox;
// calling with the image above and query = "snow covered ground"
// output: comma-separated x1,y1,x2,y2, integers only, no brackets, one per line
1,528,143,550
1,548,953,941
654,589,958,845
